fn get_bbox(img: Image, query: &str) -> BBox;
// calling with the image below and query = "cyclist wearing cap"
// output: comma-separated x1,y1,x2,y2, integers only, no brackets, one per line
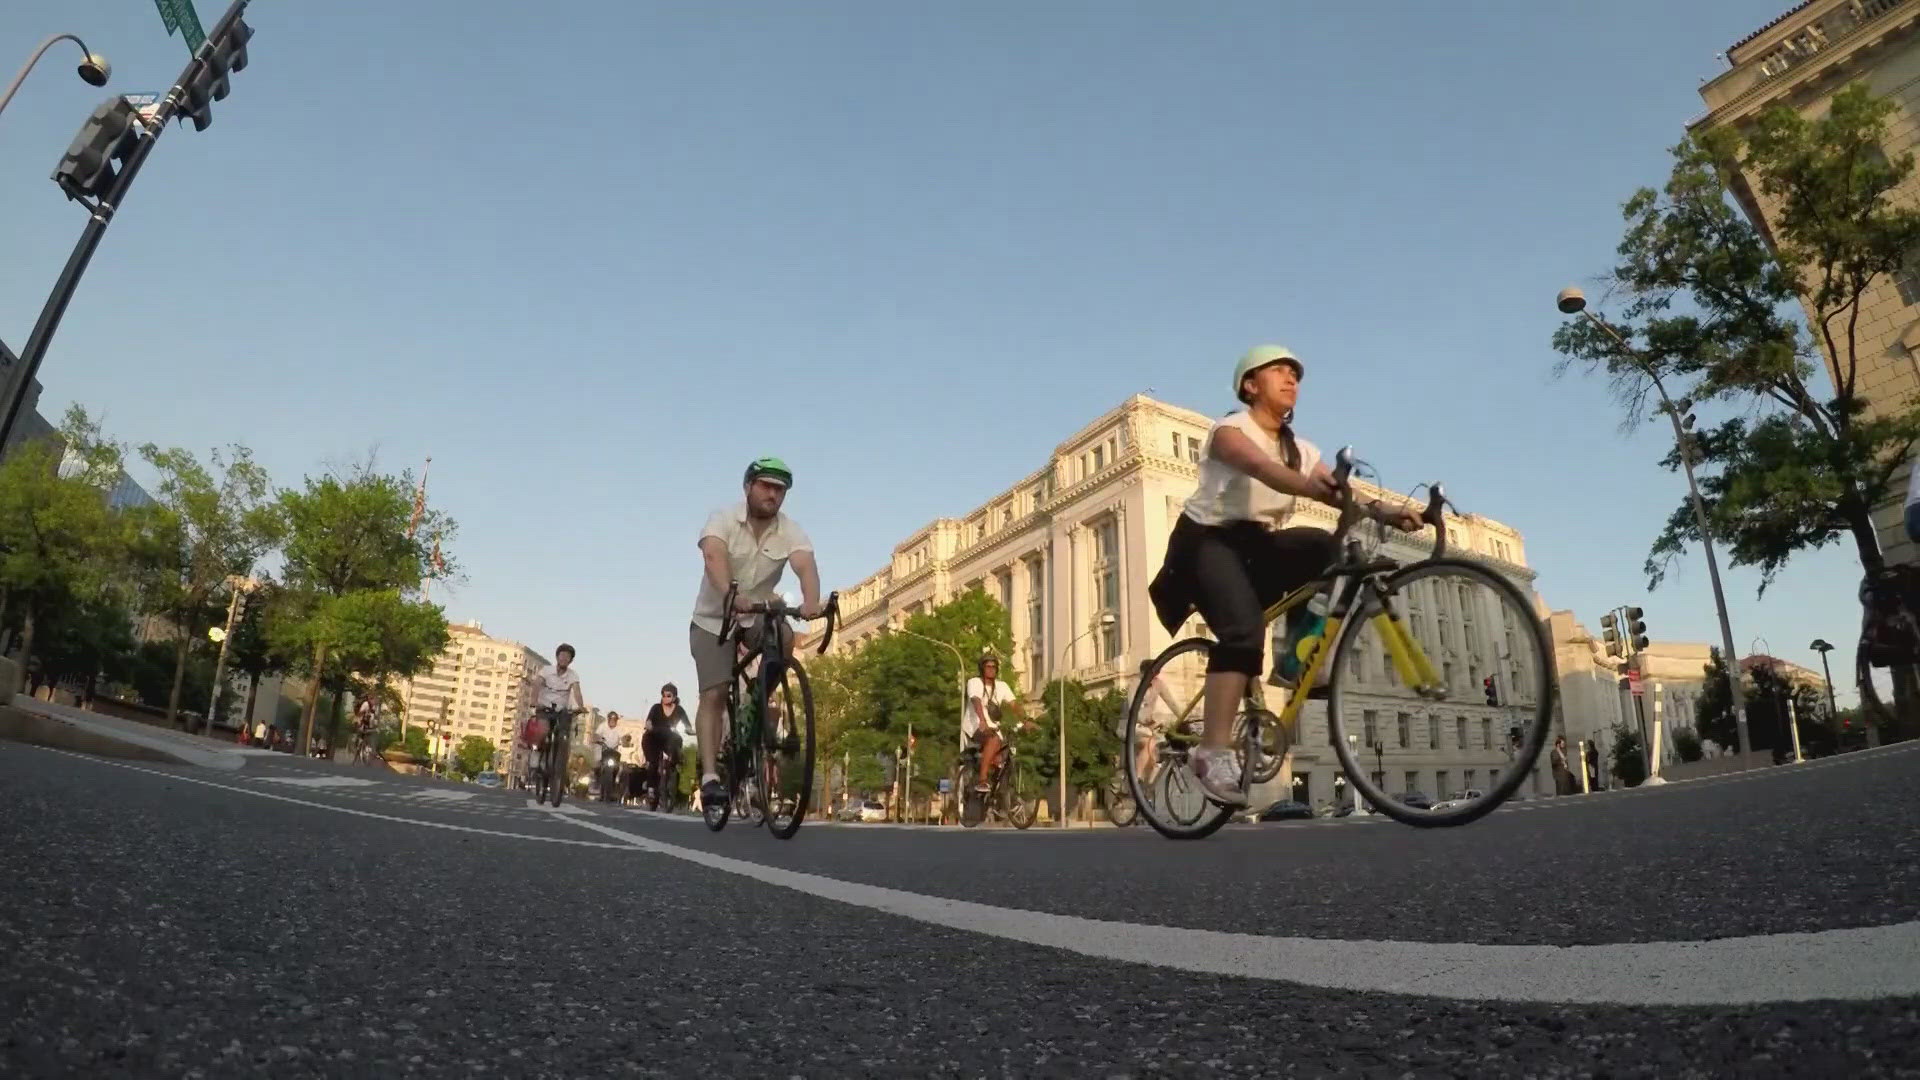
690,457,823,811
1146,346,1420,805
961,654,1020,792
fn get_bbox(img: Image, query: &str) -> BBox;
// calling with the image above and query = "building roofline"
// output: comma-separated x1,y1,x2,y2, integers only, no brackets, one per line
1728,2,1816,54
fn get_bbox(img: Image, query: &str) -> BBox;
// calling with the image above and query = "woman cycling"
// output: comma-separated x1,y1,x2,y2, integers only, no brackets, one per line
1147,344,1421,805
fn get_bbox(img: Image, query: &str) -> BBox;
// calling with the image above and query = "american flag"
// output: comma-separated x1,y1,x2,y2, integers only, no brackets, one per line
430,532,446,577
405,456,430,540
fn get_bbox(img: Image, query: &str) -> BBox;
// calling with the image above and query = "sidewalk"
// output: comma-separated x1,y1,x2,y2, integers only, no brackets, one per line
0,695,252,771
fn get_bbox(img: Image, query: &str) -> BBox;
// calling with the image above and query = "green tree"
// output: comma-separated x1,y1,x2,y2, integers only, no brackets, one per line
1554,83,1920,738
274,461,451,753
1033,679,1127,819
34,590,138,701
1672,727,1705,763
224,580,288,734
1696,649,1833,760
0,409,125,691
454,735,495,779
137,443,280,730
1610,721,1647,788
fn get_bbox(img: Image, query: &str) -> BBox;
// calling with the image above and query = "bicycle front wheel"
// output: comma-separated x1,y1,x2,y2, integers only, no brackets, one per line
1325,558,1556,828
764,661,816,840
1126,638,1235,840
545,728,568,808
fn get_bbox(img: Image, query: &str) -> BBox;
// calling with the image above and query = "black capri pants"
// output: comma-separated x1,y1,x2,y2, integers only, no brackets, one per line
1162,515,1337,676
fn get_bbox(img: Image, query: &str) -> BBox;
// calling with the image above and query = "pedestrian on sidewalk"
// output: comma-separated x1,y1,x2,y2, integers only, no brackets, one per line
1551,735,1575,795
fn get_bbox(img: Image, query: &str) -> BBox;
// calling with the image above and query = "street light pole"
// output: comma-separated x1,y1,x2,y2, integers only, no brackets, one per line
0,34,111,123
1056,614,1116,828
1557,287,1752,758
202,575,254,735
1809,639,1840,722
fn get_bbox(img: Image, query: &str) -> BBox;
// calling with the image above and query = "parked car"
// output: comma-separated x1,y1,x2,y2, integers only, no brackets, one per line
1397,792,1433,810
1428,789,1482,812
1253,800,1315,822
858,800,888,823
474,770,502,789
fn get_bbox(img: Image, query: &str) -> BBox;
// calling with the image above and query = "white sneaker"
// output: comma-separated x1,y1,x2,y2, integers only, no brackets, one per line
1191,748,1247,806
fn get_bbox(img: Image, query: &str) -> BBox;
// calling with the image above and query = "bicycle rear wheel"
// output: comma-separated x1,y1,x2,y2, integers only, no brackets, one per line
764,661,816,839
1004,761,1037,830
1104,773,1138,827
1126,638,1235,840
1325,558,1556,828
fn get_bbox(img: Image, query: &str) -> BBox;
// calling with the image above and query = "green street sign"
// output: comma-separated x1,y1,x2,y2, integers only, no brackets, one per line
152,0,207,52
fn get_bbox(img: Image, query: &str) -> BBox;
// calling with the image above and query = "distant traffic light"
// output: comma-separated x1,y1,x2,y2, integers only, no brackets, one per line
1484,675,1498,707
51,97,144,201
1599,613,1621,658
1626,606,1649,652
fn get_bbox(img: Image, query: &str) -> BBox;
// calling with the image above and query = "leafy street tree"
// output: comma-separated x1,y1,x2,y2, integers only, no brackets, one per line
137,443,280,729
1033,679,1127,820
0,408,126,692
454,735,495,779
1610,721,1647,788
274,461,453,753
1695,648,1834,761
1554,84,1920,738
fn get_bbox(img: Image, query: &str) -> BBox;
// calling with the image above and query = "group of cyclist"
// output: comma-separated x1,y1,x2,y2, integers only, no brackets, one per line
518,343,1423,820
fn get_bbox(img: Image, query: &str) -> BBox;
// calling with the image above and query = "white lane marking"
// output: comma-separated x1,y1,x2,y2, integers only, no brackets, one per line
403,789,477,802
28,745,1919,1007
545,812,1920,1007
524,798,590,815
256,776,380,788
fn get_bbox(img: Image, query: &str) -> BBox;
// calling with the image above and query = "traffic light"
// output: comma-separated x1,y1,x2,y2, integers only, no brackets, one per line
179,16,254,131
1626,607,1649,652
51,97,145,201
1599,613,1621,658
1484,676,1499,707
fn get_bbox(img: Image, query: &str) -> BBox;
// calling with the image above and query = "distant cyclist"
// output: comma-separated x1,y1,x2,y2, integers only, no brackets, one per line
526,643,586,746
962,655,1018,792
689,457,823,812
643,683,689,807
1146,346,1419,805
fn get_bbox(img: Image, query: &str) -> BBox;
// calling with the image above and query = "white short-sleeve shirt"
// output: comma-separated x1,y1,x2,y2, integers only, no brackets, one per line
960,676,1018,741
531,665,580,711
692,502,814,636
1181,411,1323,530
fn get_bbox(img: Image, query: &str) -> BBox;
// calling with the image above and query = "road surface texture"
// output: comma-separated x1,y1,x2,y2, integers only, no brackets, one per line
2,739,1916,1077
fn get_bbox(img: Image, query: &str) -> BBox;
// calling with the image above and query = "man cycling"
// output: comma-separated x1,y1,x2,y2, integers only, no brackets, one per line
643,683,689,809
962,654,1018,792
593,710,627,800
526,643,586,753
1147,346,1420,805
690,457,823,812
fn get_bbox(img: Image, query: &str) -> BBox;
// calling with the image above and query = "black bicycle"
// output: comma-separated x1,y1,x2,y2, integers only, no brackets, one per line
953,737,1038,830
705,585,840,839
530,705,581,808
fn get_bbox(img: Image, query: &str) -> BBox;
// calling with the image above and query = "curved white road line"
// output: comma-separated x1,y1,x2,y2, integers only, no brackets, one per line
26,745,1920,1007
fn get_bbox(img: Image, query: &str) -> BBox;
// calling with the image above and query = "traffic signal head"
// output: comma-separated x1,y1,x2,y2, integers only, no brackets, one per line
179,17,255,131
52,96,144,201
1484,675,1499,706
1626,606,1649,652
1599,613,1621,657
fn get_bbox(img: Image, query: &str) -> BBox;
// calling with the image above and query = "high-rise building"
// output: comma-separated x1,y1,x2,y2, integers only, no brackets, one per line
1693,0,1920,564
818,394,1551,807
397,621,547,774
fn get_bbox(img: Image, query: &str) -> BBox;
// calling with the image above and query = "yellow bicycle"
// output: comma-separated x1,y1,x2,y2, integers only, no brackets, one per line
1125,448,1557,839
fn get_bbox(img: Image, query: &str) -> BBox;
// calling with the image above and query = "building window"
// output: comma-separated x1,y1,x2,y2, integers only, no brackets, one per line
1362,709,1379,747
1170,433,1182,458
1093,517,1122,660
975,520,986,542
1427,714,1440,750
1435,770,1450,797
1463,769,1477,793
1396,711,1411,748
1456,716,1468,750
1382,650,1398,686
1092,445,1106,472
1371,770,1386,791
1404,770,1420,796
1187,436,1201,463
1481,717,1493,750
1002,506,1013,527
1897,249,1920,307
1489,766,1501,788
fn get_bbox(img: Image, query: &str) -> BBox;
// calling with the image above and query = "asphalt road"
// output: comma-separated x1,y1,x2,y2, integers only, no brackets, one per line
2,740,1917,1077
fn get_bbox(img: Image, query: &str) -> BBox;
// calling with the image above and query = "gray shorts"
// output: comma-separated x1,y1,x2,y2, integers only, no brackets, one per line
689,619,792,692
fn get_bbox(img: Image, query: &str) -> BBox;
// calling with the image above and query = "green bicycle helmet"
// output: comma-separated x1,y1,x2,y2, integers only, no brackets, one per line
744,456,793,489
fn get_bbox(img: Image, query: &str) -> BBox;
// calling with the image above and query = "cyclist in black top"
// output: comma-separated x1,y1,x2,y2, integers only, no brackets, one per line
643,683,689,807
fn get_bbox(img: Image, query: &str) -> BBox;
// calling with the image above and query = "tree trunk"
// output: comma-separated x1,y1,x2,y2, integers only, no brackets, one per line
165,631,190,728
297,642,329,755
13,605,34,699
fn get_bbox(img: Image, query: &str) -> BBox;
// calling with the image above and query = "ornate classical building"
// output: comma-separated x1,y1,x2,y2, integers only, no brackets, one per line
820,394,1555,807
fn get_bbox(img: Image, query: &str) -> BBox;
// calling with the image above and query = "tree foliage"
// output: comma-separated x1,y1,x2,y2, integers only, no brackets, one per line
454,735,495,779
1610,721,1647,788
1695,648,1832,760
1553,84,1920,599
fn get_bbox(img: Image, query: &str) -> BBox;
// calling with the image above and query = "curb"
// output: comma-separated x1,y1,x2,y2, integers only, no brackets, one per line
0,702,245,771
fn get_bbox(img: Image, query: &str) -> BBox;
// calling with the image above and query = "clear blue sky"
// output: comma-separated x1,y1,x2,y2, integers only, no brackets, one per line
0,0,1862,714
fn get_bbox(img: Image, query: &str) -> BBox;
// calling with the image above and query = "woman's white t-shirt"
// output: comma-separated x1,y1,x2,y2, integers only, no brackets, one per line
960,677,1017,740
1181,411,1322,530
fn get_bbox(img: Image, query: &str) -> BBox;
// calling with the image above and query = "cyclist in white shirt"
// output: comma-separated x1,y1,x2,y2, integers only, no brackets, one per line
690,457,823,811
526,643,586,745
1146,346,1420,805
962,655,1019,792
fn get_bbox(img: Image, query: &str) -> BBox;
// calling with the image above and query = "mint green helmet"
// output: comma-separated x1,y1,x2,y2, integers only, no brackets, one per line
744,456,793,489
